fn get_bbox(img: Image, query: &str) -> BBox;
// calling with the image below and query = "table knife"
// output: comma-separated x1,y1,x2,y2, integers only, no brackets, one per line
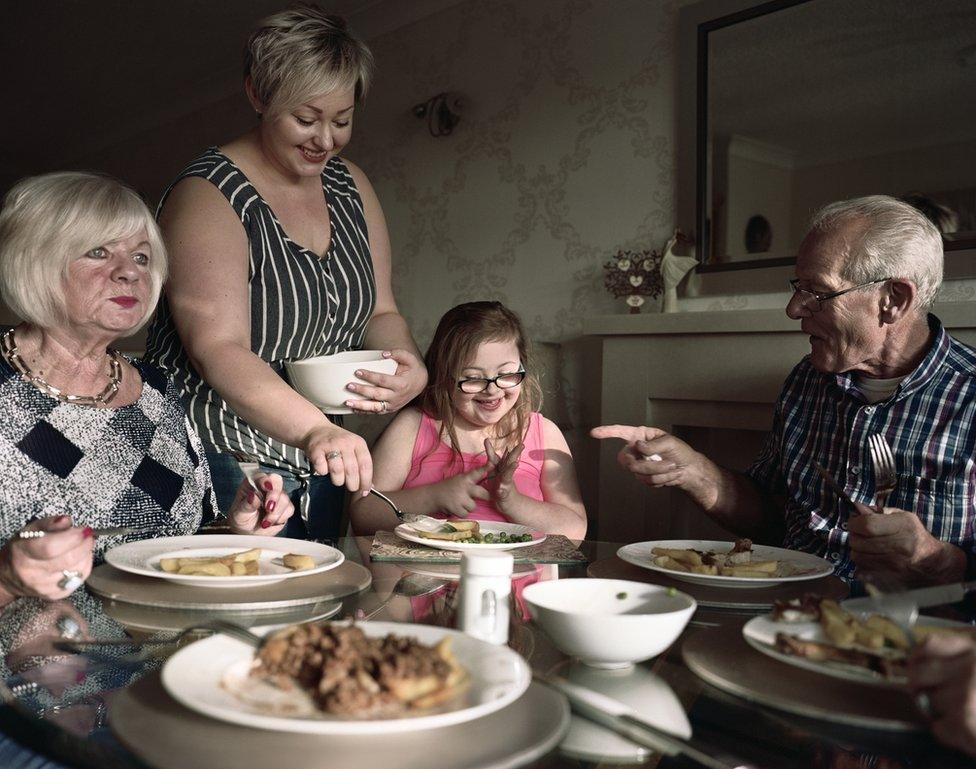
812,461,856,507
842,580,976,614
536,674,747,769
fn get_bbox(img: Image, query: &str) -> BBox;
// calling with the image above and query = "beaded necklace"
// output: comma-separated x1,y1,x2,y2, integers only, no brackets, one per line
1,327,122,407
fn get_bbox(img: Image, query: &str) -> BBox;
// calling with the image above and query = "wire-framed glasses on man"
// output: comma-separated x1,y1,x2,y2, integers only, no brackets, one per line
788,277,889,313
457,370,526,393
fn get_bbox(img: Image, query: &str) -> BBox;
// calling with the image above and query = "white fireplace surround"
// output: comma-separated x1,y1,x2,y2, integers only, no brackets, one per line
580,302,976,544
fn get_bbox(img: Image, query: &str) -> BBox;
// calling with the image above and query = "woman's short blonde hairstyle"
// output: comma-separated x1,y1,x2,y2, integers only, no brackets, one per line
0,171,167,331
244,4,374,118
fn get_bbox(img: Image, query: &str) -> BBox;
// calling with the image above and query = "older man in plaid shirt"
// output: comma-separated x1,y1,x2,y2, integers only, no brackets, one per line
594,195,976,588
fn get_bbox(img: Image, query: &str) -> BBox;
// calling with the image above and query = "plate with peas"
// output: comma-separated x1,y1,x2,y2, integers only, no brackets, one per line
394,519,546,551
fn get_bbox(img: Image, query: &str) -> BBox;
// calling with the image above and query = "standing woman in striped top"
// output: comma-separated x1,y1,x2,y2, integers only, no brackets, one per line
145,6,426,541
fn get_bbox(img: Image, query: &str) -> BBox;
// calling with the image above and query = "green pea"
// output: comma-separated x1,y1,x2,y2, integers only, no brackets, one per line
616,591,628,600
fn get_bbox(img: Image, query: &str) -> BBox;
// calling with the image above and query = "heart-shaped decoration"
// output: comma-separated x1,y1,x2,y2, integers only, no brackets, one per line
617,258,631,270
642,259,653,271
629,275,644,287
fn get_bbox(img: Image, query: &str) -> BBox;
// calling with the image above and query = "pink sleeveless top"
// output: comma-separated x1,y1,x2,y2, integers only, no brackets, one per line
403,411,546,522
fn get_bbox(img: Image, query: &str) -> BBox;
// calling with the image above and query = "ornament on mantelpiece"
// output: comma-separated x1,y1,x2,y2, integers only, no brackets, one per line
602,248,663,313
660,229,698,313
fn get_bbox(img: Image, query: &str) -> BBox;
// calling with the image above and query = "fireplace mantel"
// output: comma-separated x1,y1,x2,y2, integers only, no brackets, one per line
580,302,976,543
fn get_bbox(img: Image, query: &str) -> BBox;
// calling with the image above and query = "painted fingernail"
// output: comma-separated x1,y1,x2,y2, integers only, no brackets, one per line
382,351,392,358
355,370,364,377
53,515,69,523
267,500,276,512
260,519,271,529
263,480,273,491
82,527,93,539
75,670,87,684
246,490,255,504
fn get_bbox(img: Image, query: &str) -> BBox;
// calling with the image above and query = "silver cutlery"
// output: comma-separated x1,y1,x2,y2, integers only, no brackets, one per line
56,619,265,659
91,525,157,537
367,487,438,527
842,580,976,615
867,433,897,513
812,461,856,507
536,673,750,769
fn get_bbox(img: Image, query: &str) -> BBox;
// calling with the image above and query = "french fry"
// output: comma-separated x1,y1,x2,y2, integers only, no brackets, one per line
283,553,316,571
178,562,232,576
820,600,856,647
689,563,719,575
653,555,690,572
853,623,885,649
228,548,261,564
741,560,777,574
159,558,181,573
651,547,703,567
230,561,247,575
863,614,910,650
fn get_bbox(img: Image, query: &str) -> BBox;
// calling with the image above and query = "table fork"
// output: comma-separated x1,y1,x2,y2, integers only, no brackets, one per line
55,619,264,661
867,433,897,513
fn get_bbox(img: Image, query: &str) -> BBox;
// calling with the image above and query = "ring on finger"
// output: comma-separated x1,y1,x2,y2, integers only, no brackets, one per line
379,400,389,414
57,570,85,592
326,450,342,461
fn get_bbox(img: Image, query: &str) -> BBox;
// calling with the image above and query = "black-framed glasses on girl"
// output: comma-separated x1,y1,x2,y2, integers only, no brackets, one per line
457,370,526,394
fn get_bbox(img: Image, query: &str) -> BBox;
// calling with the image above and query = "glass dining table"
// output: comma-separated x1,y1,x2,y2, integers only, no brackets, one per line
0,536,968,769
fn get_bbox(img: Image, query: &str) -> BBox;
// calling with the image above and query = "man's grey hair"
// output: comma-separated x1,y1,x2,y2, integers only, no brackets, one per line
809,195,944,312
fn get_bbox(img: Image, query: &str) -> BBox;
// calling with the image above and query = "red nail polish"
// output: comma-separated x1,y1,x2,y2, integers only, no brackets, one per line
267,500,276,512
82,527,93,538
260,519,271,529
75,670,87,684
246,490,255,504
53,515,69,523
263,480,273,491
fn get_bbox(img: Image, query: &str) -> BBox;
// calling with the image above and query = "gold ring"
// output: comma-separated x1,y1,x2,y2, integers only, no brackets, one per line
326,450,342,461
380,401,389,414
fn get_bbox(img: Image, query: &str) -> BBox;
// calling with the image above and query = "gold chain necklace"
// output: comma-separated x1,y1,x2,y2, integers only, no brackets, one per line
1,327,122,407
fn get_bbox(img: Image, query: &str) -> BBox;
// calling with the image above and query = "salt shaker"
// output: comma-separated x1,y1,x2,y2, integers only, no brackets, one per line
458,550,514,645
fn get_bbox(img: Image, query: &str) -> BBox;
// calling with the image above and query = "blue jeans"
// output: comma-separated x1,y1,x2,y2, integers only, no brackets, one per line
205,450,345,544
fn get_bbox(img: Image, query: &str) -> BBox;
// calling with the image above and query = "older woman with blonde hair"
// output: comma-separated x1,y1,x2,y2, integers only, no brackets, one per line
0,171,293,605
145,5,427,541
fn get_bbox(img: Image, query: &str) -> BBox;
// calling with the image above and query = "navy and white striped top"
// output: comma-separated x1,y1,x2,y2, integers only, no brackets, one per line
748,315,976,580
145,149,376,475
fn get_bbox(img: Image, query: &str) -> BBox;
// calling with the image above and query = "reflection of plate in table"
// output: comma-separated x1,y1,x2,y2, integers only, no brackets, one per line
394,521,546,552
402,562,538,581
161,621,531,734
742,614,970,687
102,599,343,634
617,540,832,588
105,535,343,588
556,660,689,763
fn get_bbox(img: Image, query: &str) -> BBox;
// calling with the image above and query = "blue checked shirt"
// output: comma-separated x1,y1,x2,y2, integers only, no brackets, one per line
748,315,976,580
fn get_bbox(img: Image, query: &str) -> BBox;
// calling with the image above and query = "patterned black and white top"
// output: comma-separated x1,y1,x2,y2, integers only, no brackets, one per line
0,355,212,560
145,149,376,477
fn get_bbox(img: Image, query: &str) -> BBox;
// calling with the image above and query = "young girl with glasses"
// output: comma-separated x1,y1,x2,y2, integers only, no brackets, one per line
349,301,586,538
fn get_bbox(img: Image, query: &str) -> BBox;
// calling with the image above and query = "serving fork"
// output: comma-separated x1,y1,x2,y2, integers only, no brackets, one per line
867,433,897,513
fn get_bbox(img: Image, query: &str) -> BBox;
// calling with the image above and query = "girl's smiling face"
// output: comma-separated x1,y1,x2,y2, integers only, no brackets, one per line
451,338,523,432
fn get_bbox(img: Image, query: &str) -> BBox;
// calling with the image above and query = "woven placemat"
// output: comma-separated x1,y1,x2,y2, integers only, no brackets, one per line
369,530,587,565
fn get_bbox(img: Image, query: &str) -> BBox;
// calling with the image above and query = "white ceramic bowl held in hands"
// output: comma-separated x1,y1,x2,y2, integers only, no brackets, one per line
522,579,696,669
284,350,398,414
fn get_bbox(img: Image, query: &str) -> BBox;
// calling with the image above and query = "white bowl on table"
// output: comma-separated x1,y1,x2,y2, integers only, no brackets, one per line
522,578,696,669
284,350,397,415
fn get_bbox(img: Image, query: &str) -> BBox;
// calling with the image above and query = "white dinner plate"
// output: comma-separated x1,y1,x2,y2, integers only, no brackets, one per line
394,521,546,552
161,621,531,734
105,535,344,588
616,540,832,588
743,613,972,687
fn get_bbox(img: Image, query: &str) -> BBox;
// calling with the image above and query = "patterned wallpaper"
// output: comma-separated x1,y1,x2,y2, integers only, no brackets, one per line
348,0,679,444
